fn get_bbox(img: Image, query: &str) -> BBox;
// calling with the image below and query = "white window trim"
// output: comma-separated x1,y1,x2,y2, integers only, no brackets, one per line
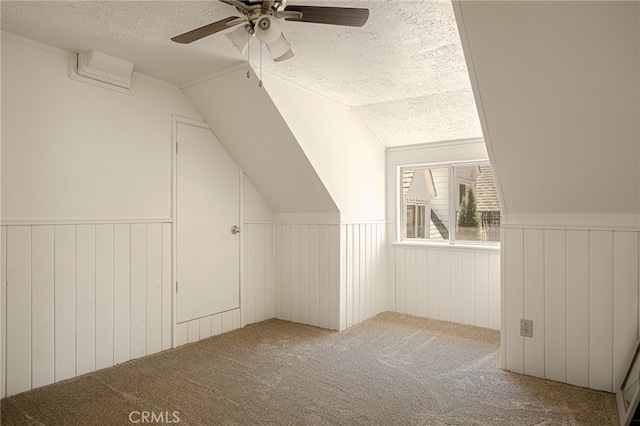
396,160,501,249
392,240,501,252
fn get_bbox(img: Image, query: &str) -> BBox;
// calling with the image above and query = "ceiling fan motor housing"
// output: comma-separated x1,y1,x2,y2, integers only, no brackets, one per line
258,16,271,31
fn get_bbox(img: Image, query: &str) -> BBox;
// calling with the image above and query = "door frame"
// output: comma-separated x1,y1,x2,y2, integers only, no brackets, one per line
171,115,244,348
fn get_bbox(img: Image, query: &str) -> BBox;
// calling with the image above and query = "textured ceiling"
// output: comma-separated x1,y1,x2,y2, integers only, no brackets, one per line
0,0,482,147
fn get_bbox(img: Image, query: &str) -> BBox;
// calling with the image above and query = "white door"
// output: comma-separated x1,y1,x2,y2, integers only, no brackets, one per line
176,123,241,323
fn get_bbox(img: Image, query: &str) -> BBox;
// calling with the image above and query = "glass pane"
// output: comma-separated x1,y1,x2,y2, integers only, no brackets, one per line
455,164,501,242
459,184,467,206
406,205,416,238
402,167,449,240
417,205,426,238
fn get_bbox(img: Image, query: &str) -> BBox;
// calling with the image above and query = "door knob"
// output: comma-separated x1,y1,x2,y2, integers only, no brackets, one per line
231,225,241,234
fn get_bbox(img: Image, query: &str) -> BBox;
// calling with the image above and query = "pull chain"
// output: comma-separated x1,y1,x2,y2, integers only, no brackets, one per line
246,26,251,79
259,42,263,88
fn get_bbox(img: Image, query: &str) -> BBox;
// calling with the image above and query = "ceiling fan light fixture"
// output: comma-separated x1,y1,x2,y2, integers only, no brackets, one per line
267,33,294,61
274,48,294,62
255,16,282,44
225,25,252,55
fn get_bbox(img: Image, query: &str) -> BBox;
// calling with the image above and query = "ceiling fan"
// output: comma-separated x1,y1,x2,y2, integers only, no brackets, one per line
171,0,370,62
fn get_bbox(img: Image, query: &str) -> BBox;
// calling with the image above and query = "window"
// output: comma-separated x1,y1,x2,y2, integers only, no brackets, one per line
406,204,428,239
401,167,449,241
400,162,500,245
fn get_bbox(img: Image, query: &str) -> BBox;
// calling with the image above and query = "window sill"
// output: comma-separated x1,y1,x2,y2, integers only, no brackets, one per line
392,241,501,252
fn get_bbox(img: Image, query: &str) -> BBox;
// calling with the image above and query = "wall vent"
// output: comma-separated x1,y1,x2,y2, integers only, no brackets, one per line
71,50,134,95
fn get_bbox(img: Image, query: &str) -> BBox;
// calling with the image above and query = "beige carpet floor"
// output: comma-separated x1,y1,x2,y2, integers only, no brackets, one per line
1,312,618,425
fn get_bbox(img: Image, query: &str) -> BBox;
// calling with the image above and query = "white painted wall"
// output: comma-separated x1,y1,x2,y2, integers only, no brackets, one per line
387,140,499,329
245,176,386,333
502,227,639,392
256,75,388,327
182,67,390,331
393,245,500,330
245,170,388,332
262,73,386,223
270,221,387,332
1,35,203,223
0,35,245,396
242,216,387,332
454,0,640,391
244,175,274,223
241,222,276,327
340,223,388,330
241,176,276,328
275,223,340,330
1,222,173,397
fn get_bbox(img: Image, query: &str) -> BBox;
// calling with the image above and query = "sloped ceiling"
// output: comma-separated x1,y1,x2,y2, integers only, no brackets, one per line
182,67,339,215
455,1,639,217
0,0,482,147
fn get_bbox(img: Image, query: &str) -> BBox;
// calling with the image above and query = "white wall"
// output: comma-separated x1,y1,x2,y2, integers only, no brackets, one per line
1,222,173,397
0,35,225,397
340,223,388,330
393,245,500,330
387,140,499,329
270,221,387,332
243,175,274,223
274,223,341,330
262,73,386,223
240,176,276,328
182,67,390,332
1,35,203,223
240,218,388,333
454,0,640,391
250,75,388,327
502,227,638,392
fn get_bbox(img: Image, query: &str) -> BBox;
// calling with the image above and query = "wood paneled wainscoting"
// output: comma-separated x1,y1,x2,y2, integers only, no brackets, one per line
1,219,394,396
503,227,639,393
243,221,389,332
390,244,500,330
1,222,174,397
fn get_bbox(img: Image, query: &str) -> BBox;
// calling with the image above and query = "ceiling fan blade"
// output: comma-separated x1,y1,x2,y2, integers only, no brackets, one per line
171,16,242,44
283,5,369,27
274,10,303,20
218,0,251,12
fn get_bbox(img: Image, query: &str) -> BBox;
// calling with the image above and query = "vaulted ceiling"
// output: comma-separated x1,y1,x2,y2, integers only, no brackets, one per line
0,0,482,147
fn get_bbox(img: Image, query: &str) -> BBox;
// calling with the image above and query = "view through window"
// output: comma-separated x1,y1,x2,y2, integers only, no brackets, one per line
401,163,500,244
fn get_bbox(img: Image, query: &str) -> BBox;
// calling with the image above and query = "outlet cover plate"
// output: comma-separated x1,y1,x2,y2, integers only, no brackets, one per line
520,319,533,337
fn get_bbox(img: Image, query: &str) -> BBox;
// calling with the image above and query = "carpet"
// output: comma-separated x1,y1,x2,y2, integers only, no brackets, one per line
1,312,618,425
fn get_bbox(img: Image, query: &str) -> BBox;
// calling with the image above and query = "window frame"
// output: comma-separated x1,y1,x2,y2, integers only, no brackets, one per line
396,160,501,249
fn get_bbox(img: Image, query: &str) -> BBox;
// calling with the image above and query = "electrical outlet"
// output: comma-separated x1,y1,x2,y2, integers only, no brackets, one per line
520,319,533,337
